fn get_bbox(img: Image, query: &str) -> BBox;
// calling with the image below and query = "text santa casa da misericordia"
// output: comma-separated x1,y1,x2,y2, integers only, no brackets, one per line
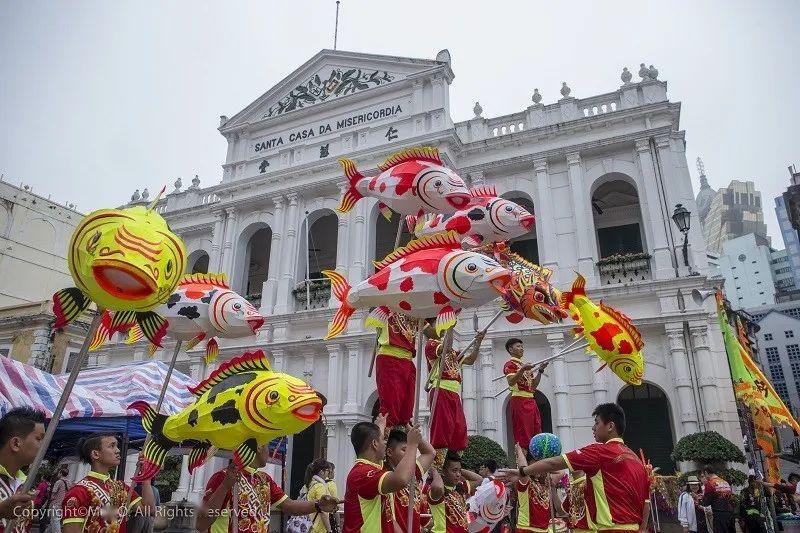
253,104,403,152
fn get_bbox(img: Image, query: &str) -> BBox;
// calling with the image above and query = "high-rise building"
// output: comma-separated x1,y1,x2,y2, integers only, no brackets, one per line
702,179,770,254
775,165,800,298
716,233,776,308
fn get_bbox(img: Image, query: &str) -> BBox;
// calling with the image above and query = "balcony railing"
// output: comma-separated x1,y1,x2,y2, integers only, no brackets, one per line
597,253,652,285
292,278,331,311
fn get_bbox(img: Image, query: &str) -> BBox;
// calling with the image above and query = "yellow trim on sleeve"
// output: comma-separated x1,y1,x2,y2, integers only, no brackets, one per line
128,496,142,509
62,518,86,525
562,453,574,471
377,471,391,495
273,494,289,508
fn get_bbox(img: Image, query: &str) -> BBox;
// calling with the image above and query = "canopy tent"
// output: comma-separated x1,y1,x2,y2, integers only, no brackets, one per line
0,357,288,462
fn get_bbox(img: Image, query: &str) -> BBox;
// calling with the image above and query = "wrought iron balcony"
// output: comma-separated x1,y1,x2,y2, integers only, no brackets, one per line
597,252,652,285
292,278,332,311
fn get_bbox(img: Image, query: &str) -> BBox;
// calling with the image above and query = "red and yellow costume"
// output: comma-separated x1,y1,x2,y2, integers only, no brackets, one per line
390,463,427,533
425,480,474,533
503,356,541,448
202,466,288,533
376,313,417,427
342,459,394,533
562,474,590,533
425,339,468,452
0,465,30,533
515,477,551,532
562,438,650,532
61,471,141,533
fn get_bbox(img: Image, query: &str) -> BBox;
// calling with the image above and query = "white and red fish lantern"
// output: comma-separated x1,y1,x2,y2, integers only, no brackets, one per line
336,147,471,219
323,232,511,338
467,478,509,533
407,186,535,248
92,273,265,363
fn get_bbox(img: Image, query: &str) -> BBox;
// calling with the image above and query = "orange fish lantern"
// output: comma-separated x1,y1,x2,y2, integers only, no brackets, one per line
560,274,644,385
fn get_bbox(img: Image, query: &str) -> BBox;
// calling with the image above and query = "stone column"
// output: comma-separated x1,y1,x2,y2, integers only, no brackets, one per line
29,325,52,370
324,420,339,482
478,344,498,440
220,208,238,277
262,197,285,314
635,138,674,280
547,332,574,451
665,324,700,436
348,201,367,283
171,456,191,501
271,347,286,373
463,356,478,436
590,357,608,406
689,323,724,431
275,194,299,314
533,159,558,277
343,343,361,412
567,152,597,286
335,184,351,275
325,343,343,414
210,210,226,272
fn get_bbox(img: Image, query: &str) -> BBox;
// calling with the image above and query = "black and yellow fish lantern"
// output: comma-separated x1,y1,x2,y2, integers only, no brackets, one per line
53,190,187,347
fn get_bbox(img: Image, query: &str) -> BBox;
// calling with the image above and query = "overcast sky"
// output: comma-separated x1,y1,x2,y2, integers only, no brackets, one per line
1,0,798,243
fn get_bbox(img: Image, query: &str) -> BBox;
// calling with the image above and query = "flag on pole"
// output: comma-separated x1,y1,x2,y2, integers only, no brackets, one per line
717,291,800,433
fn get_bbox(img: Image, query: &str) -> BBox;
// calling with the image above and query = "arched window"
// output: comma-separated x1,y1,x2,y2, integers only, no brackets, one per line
592,177,650,284
243,227,272,305
504,195,539,265
372,211,413,271
618,383,676,472
297,210,338,310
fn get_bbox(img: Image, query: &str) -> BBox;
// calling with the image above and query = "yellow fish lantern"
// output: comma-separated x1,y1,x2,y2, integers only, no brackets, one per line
560,274,644,385
53,189,186,347
129,350,324,480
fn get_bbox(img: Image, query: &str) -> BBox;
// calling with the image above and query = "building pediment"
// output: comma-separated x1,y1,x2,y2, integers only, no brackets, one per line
221,49,452,132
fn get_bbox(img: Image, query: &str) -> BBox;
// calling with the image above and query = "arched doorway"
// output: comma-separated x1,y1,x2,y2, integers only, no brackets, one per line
503,194,539,265
297,210,338,310
591,177,650,284
618,383,676,472
289,420,324,497
505,391,552,453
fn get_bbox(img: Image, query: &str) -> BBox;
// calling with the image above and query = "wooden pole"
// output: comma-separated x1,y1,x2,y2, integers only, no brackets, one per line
406,328,426,533
455,309,504,364
5,310,105,532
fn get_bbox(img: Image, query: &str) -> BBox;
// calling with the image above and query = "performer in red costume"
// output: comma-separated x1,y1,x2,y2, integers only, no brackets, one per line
503,338,547,448
374,312,421,427
425,330,484,452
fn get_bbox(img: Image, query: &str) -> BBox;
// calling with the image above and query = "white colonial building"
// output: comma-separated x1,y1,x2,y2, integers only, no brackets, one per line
97,50,743,500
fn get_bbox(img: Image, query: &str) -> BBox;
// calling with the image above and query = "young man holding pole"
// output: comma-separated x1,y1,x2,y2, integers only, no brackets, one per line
0,407,46,533
384,428,436,533
503,338,547,448
374,312,420,428
425,451,482,533
62,434,155,533
496,403,650,533
342,414,424,533
425,331,484,452
197,445,337,533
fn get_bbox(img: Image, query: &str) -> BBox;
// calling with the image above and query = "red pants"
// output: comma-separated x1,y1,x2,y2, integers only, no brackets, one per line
428,389,468,451
376,355,415,427
510,395,541,449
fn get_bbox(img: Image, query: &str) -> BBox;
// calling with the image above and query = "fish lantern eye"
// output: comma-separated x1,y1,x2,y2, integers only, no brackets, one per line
465,263,478,273
505,205,513,212
534,292,545,302
233,302,242,311
87,231,101,253
165,259,173,277
268,391,279,402
434,179,443,188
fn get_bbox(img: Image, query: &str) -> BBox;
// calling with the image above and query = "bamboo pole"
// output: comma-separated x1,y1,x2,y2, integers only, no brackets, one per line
406,328,427,533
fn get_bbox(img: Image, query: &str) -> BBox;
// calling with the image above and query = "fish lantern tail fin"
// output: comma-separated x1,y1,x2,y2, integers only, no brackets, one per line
128,401,177,482
322,270,354,340
336,158,364,214
560,272,586,307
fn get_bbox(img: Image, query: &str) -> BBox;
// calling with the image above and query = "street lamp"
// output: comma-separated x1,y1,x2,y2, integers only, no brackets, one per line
672,203,691,268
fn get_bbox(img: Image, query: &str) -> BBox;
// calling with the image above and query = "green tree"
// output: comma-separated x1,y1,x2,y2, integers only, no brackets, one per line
461,435,509,472
672,431,747,487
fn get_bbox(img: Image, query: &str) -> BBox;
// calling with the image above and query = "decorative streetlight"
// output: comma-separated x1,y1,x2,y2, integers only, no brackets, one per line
672,203,691,268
